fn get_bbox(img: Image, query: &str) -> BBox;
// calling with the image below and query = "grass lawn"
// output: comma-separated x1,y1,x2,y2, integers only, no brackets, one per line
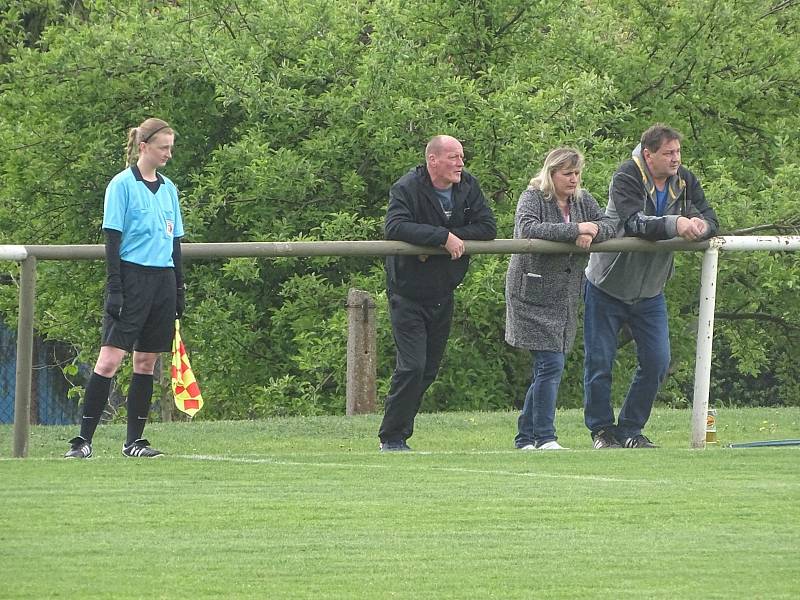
2,407,799,599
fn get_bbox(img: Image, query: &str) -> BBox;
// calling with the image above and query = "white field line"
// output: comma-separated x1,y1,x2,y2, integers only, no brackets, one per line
175,453,667,485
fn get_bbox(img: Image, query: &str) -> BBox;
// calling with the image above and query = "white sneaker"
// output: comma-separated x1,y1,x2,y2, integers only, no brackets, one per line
536,440,568,450
518,444,536,450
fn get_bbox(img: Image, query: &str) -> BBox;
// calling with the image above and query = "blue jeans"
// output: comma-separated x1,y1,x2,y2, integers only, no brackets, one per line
515,351,566,447
583,282,670,440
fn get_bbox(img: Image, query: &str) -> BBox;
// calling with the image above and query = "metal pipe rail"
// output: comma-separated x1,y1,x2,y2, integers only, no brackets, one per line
22,237,707,260
3,236,799,456
0,246,28,261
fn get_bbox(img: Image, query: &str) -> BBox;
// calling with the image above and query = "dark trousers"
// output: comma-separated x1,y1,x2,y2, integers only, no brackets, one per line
378,292,454,443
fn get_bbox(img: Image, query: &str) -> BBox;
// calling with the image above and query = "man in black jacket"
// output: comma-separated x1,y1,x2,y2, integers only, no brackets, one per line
379,135,496,451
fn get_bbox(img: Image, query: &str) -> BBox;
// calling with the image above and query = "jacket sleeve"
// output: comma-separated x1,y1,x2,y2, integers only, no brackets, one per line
172,236,184,290
103,228,122,291
450,179,497,241
514,190,578,241
611,170,677,241
684,173,719,239
582,192,616,243
384,184,450,246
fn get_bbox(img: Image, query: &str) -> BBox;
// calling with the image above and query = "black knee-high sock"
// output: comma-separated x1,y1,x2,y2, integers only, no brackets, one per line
126,373,154,445
79,372,112,443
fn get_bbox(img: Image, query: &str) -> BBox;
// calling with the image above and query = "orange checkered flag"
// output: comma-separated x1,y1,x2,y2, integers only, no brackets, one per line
171,319,203,417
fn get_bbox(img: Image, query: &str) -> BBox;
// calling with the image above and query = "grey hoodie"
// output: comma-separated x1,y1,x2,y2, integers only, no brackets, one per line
585,144,719,302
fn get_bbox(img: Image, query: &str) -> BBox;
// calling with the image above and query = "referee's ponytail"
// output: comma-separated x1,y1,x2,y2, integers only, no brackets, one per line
125,118,175,167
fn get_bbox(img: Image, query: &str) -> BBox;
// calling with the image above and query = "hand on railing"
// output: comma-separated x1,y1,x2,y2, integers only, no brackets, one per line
677,216,708,241
443,232,465,260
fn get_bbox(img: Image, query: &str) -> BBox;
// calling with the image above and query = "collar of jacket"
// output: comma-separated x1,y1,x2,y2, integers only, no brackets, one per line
415,163,467,210
415,164,464,191
631,151,685,203
131,164,165,184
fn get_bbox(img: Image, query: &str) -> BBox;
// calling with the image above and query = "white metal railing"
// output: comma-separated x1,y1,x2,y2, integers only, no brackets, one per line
690,236,800,447
0,245,27,261
3,236,798,456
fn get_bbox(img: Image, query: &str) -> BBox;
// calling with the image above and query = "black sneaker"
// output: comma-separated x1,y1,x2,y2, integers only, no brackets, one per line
592,429,622,449
122,438,164,458
64,436,92,459
623,434,658,448
379,440,412,452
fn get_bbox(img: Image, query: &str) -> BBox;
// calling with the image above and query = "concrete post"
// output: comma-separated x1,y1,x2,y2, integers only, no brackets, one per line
345,289,376,415
158,354,173,422
13,256,36,458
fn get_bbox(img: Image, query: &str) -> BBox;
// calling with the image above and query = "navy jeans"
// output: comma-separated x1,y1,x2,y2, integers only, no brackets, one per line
515,351,566,447
583,282,670,440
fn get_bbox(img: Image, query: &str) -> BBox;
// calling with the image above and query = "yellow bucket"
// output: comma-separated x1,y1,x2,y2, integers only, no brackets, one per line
705,408,718,444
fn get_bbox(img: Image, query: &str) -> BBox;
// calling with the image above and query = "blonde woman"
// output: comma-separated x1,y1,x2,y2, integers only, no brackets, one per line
65,118,184,459
505,148,614,450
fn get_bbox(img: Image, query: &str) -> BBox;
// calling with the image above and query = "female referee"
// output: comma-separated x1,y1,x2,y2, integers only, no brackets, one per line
65,117,185,459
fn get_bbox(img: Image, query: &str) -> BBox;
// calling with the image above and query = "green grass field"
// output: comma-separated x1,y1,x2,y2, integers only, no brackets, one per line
2,407,799,599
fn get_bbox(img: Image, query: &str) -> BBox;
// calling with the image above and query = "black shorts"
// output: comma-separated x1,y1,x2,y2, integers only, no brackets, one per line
102,261,176,353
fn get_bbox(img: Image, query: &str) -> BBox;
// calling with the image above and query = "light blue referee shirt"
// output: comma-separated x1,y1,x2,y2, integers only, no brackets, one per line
102,166,185,267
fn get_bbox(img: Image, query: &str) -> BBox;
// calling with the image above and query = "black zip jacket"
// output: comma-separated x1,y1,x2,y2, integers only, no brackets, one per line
384,165,496,302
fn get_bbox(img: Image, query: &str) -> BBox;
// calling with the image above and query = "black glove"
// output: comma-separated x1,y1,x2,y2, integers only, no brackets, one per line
105,283,123,319
176,287,185,319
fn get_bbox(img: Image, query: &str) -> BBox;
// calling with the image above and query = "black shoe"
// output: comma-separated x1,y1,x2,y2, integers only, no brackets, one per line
122,439,164,458
623,434,658,448
592,429,622,449
64,436,92,459
380,440,412,452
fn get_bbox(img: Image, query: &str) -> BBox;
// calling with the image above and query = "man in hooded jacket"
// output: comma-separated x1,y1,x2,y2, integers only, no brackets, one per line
583,123,719,449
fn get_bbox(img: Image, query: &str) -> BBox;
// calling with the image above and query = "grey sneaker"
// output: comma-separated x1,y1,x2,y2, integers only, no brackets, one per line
380,440,412,452
592,429,622,449
122,439,164,458
64,436,92,459
623,434,658,448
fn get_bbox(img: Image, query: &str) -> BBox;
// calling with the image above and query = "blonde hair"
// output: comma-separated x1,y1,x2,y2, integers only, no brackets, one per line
125,118,175,167
528,147,584,199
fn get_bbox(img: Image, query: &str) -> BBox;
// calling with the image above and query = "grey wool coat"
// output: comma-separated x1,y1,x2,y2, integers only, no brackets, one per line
505,188,615,352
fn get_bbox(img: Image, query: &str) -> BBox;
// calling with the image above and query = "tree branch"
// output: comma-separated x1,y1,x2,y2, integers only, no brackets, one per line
727,222,800,235
715,311,800,332
494,6,529,38
628,3,716,105
760,0,799,19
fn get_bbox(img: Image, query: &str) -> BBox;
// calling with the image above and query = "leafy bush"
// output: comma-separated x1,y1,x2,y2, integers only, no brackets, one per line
1,0,799,416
